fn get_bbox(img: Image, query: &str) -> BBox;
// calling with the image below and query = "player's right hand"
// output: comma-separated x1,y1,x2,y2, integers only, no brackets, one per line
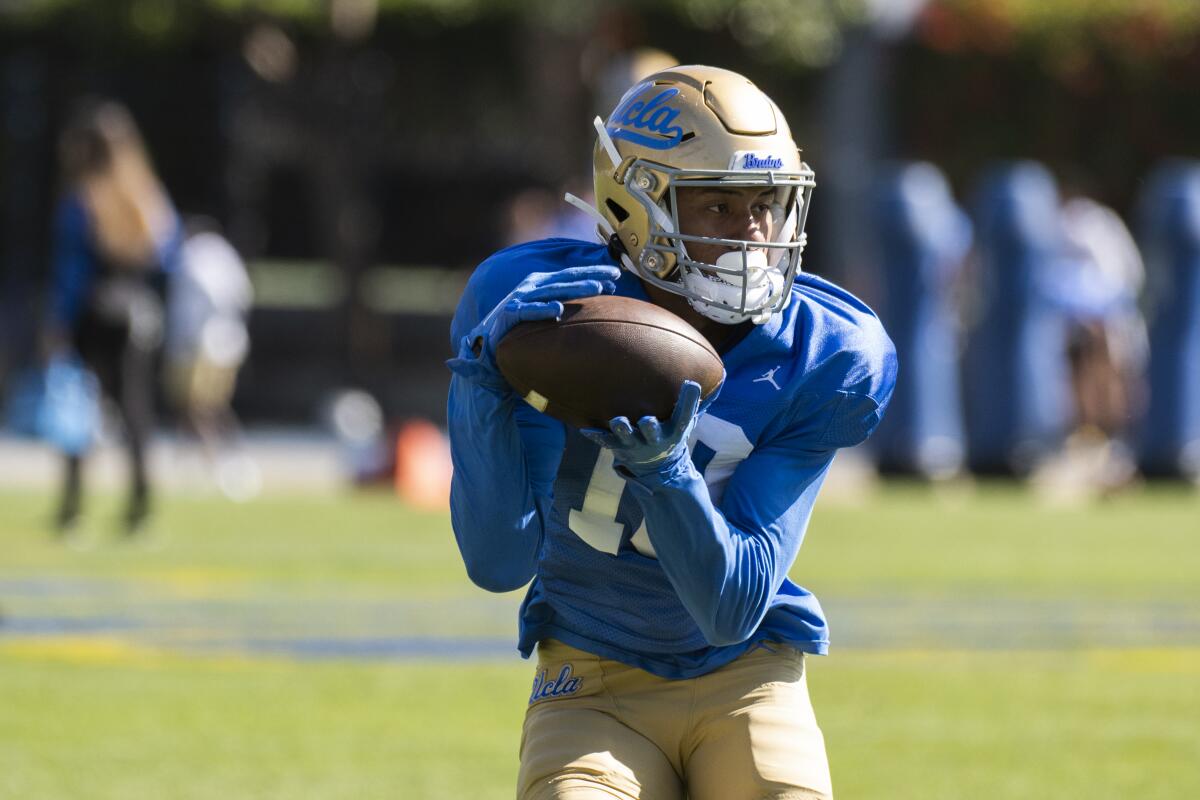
447,265,621,391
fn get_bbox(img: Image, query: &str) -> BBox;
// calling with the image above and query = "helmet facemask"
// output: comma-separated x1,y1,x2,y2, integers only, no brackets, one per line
615,149,815,326
628,160,816,326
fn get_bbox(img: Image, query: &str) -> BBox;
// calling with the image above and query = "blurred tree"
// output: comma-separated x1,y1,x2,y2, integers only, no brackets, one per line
5,0,1199,61
1,0,868,69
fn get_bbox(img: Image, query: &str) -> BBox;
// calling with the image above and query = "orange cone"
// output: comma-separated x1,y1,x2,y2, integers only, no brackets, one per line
393,419,453,510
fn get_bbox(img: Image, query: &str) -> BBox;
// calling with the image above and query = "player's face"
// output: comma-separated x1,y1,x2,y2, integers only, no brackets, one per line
674,186,777,266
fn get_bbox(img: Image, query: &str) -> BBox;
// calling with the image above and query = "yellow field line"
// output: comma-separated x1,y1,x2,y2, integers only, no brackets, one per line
0,636,267,671
4,636,1200,674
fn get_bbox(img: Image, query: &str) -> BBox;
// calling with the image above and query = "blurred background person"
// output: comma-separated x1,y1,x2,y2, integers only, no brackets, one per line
41,97,182,536
165,216,259,501
1047,184,1148,489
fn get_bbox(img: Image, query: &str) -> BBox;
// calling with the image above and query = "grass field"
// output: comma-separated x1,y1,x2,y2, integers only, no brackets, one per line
1,482,1198,799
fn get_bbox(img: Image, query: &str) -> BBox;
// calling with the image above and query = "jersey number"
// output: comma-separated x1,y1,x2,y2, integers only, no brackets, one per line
564,415,753,559
567,448,655,557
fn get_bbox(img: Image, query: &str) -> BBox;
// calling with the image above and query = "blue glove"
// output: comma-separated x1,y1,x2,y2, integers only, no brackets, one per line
580,379,719,478
447,266,621,391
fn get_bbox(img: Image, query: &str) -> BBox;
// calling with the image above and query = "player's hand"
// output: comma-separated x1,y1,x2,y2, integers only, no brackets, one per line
447,266,621,391
580,379,719,477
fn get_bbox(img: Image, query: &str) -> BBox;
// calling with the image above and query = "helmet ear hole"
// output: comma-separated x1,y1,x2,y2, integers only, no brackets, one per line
606,232,628,259
605,199,630,223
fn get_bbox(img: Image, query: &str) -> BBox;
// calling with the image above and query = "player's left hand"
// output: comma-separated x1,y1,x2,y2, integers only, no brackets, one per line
447,266,621,392
580,379,718,477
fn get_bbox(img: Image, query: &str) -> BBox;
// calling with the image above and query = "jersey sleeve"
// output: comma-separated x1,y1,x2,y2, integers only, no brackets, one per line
446,376,563,592
620,424,834,647
797,274,899,449
446,253,566,593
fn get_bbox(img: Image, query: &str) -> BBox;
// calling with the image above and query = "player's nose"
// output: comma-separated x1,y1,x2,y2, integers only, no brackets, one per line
726,207,768,245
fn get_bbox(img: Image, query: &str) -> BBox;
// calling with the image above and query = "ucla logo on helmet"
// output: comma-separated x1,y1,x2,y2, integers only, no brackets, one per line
607,85,687,150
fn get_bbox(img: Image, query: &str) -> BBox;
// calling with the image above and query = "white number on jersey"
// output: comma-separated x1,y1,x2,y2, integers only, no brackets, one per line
566,414,753,558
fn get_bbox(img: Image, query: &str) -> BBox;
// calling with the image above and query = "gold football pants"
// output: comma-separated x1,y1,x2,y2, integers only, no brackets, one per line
518,638,832,800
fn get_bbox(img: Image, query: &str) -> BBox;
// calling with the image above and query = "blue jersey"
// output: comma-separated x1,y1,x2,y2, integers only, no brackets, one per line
448,238,897,679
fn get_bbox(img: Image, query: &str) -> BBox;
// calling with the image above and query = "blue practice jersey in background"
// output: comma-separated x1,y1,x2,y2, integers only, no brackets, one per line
448,239,897,679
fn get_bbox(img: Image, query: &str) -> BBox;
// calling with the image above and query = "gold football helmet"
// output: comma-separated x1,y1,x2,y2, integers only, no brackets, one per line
568,65,816,325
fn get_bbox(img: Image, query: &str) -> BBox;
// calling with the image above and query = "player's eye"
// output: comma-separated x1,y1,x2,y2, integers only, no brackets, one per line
706,203,728,214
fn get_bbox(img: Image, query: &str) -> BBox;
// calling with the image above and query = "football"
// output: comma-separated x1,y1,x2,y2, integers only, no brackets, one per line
495,294,724,430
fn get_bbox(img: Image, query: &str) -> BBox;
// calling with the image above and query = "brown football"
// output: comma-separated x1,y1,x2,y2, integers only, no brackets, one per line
495,294,724,430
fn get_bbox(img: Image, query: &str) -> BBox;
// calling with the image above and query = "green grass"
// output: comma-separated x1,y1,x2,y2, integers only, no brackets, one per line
0,654,528,800
1,483,1199,799
0,489,468,593
801,480,1200,599
814,647,1200,799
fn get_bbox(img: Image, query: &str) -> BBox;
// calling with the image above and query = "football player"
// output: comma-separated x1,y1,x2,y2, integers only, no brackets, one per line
447,65,897,799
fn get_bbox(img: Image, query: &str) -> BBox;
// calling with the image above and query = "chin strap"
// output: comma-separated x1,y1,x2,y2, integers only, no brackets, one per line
593,116,622,169
563,192,614,242
563,118,626,247
563,192,637,275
